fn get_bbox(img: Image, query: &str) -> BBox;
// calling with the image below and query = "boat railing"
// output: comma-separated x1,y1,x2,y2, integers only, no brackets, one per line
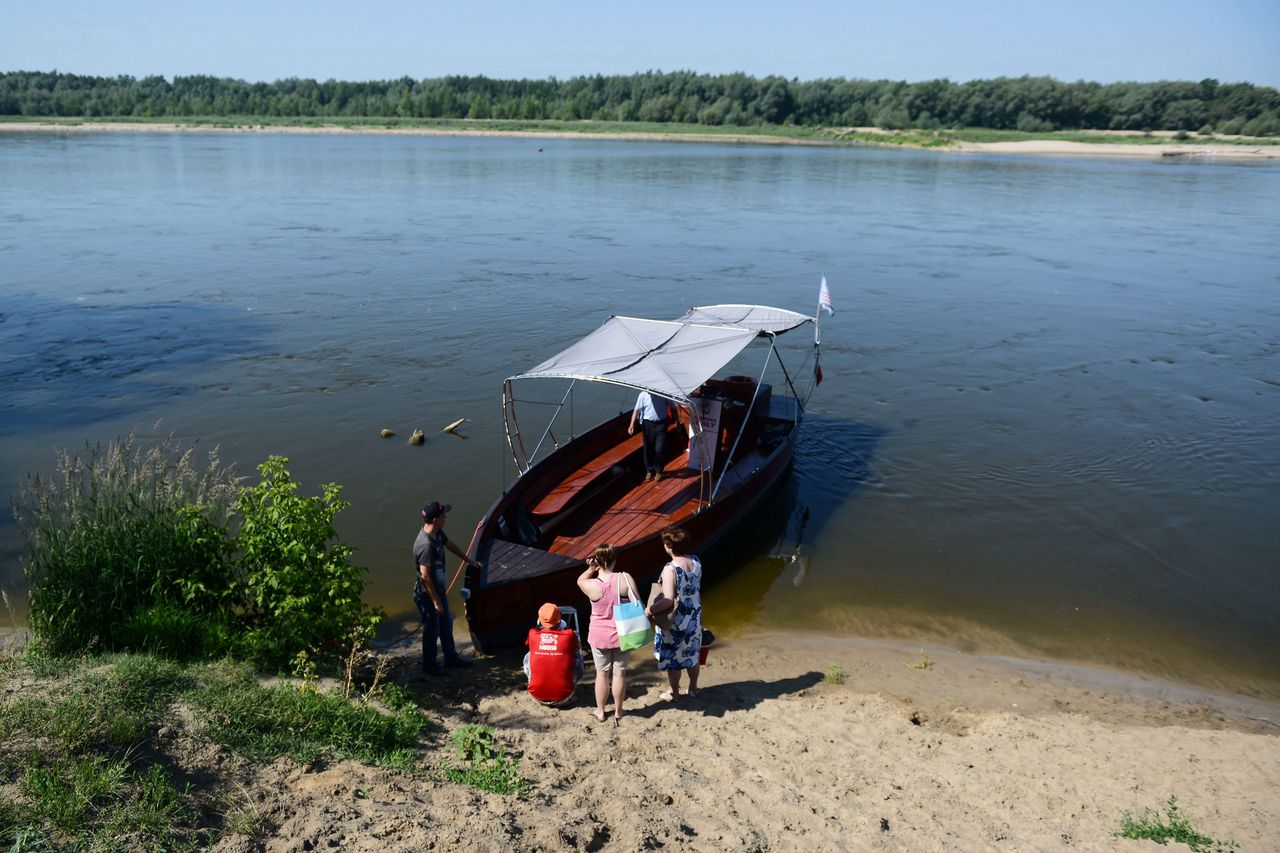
711,343,775,503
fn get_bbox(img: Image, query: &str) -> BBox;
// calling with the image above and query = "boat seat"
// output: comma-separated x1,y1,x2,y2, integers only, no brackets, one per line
531,431,647,517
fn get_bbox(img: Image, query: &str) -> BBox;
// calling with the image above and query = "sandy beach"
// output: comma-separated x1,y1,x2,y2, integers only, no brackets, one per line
198,630,1280,852
3,120,1278,160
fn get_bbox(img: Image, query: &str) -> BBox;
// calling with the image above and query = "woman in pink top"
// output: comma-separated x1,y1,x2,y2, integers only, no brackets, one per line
577,544,639,726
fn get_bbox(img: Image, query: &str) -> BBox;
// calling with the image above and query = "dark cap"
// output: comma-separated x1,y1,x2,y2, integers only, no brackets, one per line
422,501,452,522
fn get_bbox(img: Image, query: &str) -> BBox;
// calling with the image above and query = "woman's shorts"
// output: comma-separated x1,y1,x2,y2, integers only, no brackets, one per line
591,646,628,672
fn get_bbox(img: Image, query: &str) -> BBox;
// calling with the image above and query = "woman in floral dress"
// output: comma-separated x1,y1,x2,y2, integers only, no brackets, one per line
648,526,702,700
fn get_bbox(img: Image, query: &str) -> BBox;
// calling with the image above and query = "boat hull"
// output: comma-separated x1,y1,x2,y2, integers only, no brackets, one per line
462,424,797,653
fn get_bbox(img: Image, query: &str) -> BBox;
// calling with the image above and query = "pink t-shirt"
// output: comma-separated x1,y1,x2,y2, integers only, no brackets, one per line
587,572,627,649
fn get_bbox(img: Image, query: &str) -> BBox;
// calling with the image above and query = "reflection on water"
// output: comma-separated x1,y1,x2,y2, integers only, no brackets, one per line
1,132,1278,698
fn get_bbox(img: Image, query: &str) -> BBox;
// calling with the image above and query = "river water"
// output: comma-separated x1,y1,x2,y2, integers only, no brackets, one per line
1,131,1277,697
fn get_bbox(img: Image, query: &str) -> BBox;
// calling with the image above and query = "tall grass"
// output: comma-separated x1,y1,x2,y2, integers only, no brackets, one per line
13,433,239,657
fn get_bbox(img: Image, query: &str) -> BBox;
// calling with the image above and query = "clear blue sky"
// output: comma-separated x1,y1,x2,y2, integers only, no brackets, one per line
3,0,1277,87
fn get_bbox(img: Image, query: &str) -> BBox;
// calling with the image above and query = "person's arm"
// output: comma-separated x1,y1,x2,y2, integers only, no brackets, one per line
446,538,477,567
419,561,444,614
577,558,603,601
662,564,677,601
646,565,676,617
628,407,639,435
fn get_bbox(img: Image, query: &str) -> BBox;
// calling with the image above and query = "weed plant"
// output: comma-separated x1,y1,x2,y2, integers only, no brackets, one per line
443,724,527,795
823,664,846,684
1116,796,1235,851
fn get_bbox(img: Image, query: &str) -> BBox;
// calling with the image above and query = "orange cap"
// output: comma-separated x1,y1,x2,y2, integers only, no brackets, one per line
538,602,561,629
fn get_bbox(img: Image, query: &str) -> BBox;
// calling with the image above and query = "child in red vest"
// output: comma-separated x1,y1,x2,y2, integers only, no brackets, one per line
524,603,583,707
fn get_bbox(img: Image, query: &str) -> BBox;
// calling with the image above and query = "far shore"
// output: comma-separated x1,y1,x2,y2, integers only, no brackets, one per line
3,119,1279,160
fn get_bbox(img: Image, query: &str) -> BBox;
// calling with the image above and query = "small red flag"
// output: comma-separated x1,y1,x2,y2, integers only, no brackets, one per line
815,363,823,386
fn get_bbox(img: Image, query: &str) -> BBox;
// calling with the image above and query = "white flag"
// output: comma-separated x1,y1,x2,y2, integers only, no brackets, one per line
818,275,834,316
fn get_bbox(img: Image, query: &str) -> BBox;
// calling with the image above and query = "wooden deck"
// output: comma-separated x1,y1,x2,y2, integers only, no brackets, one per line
545,449,766,560
483,540,579,586
530,431,644,517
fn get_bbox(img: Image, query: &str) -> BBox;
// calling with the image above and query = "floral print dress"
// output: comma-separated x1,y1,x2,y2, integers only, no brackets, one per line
654,557,702,670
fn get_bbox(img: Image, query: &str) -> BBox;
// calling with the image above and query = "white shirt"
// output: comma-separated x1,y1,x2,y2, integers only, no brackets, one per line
634,391,671,422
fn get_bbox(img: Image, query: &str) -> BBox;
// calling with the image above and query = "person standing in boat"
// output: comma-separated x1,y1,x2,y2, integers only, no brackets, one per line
647,526,703,701
628,390,673,482
413,500,478,675
577,544,638,726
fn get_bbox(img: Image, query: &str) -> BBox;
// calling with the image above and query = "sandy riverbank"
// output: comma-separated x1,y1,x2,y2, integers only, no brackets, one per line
3,120,1278,160
3,623,1277,849
211,630,1280,851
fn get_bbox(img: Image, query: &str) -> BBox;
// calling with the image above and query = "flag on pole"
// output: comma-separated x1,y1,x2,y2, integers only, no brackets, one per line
818,275,834,316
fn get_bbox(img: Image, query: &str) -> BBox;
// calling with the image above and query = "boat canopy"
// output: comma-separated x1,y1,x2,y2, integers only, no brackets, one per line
510,304,814,405
671,304,813,336
511,316,758,405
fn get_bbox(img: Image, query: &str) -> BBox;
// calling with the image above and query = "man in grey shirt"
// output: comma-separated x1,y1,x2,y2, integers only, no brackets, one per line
413,500,478,675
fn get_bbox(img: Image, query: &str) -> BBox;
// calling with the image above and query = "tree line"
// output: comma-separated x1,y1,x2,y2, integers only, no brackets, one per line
3,70,1278,135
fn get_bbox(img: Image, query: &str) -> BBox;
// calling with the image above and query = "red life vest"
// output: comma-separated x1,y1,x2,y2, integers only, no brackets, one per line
526,627,579,703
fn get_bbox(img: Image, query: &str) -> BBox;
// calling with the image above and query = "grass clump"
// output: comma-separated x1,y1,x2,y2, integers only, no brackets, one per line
0,653,199,851
10,756,195,850
1,653,190,753
189,660,426,768
823,663,845,685
1116,796,1236,851
14,433,238,659
442,724,527,795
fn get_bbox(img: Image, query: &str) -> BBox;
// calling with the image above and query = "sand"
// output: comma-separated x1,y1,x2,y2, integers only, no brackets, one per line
206,631,1280,852
2,120,1278,160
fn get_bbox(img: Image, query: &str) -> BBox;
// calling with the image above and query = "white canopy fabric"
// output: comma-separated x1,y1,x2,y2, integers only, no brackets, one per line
511,316,760,405
672,304,813,336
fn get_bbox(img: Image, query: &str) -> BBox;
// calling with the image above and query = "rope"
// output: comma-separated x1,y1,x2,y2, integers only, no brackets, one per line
370,560,469,650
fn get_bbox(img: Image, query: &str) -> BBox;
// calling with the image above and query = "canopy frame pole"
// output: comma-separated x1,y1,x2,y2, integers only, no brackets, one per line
770,344,806,425
521,380,576,474
711,340,776,503
502,380,528,474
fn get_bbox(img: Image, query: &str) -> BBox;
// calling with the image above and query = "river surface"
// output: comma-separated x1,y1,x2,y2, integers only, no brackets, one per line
1,131,1277,697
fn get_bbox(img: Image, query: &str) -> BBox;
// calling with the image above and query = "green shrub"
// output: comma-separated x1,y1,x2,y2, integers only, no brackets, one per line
231,456,383,667
17,441,381,668
118,603,234,661
14,434,237,657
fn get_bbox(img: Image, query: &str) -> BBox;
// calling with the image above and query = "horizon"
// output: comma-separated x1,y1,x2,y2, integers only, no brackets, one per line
2,1,1277,90
6,68,1278,90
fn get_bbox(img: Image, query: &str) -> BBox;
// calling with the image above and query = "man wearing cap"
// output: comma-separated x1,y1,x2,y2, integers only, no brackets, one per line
414,500,478,675
523,603,583,707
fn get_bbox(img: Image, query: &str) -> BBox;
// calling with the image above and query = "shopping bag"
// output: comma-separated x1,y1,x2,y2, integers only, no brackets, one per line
613,574,653,651
647,579,676,632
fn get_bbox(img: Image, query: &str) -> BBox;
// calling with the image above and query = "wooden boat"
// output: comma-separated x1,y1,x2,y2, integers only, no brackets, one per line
461,304,823,652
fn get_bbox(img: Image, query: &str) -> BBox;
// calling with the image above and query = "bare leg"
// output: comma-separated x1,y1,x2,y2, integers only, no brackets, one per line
660,668,682,701
593,667,609,722
611,668,627,724
688,664,701,696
